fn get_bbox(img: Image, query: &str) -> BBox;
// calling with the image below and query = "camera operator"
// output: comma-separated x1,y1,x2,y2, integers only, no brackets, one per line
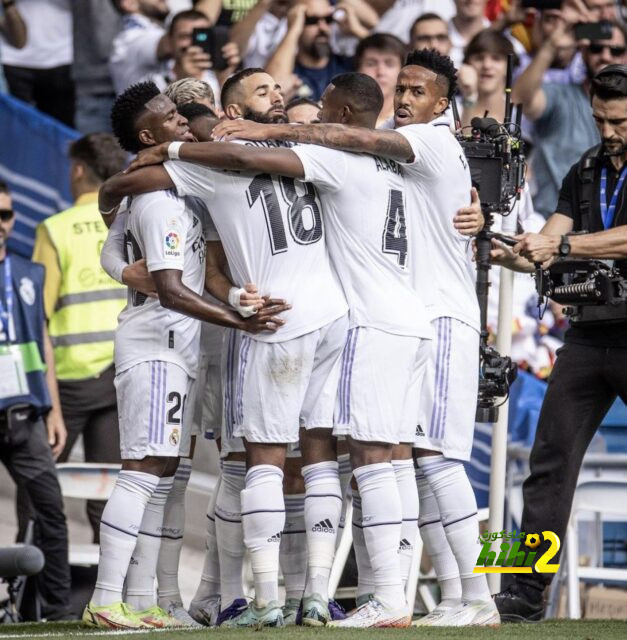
492,64,627,622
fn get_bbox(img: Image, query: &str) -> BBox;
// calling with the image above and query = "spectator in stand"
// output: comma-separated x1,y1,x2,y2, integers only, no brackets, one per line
70,0,121,134
513,9,627,217
231,0,294,68
31,134,127,543
0,0,75,127
585,0,618,21
0,0,26,50
147,9,240,109
0,182,71,621
265,0,362,100
164,76,217,112
410,12,479,115
355,33,405,128
285,95,319,122
372,0,455,43
109,0,171,95
449,0,490,69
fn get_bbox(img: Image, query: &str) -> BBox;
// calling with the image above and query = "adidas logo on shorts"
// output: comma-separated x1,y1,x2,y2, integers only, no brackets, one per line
267,531,282,543
416,424,425,437
312,518,335,534
398,538,413,551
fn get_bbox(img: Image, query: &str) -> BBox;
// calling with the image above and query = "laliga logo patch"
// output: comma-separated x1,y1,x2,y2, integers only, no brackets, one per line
169,428,180,446
164,231,181,257
19,277,35,306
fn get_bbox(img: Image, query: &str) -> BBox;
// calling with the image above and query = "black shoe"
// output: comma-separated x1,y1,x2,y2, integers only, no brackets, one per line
493,584,544,623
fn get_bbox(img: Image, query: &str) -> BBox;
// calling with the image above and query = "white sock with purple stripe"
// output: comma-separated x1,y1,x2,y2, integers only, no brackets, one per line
353,462,405,610
416,468,461,607
241,465,285,608
280,493,307,602
126,475,174,611
157,459,192,608
92,470,159,606
302,461,342,600
336,452,352,548
392,459,418,590
351,489,375,601
418,455,490,603
211,461,246,608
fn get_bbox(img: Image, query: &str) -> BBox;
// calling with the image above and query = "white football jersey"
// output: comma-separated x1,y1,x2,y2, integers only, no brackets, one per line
114,190,207,377
397,117,480,331
293,144,433,339
164,140,348,343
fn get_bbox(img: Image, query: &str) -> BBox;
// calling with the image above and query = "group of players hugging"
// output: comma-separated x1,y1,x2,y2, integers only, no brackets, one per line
82,47,499,630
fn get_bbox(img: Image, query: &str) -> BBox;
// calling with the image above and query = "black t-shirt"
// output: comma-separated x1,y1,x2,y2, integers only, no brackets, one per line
555,149,627,347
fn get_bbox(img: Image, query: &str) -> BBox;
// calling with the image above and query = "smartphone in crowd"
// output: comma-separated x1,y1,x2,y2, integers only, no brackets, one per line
191,26,230,71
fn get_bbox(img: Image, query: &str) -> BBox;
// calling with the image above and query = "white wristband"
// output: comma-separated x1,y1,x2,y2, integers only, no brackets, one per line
168,141,184,161
228,287,258,318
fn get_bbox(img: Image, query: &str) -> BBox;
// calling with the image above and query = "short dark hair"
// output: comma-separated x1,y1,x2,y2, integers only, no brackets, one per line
329,72,384,117
221,67,266,110
463,28,518,68
110,0,124,15
404,48,457,101
168,9,209,35
285,97,320,112
410,12,447,38
110,81,161,153
0,181,9,195
591,64,627,101
355,33,407,68
177,101,216,122
69,134,127,184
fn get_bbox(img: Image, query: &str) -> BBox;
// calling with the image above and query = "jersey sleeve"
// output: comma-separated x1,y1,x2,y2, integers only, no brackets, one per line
164,160,217,199
100,211,128,284
134,193,188,273
290,144,348,192
395,124,443,179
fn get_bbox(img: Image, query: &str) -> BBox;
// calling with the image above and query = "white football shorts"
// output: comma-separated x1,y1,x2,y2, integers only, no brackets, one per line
334,327,430,444
115,360,194,460
233,314,348,444
221,328,246,457
415,316,479,461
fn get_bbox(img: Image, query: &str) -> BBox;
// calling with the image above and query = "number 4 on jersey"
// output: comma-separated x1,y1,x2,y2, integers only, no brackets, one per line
382,189,408,268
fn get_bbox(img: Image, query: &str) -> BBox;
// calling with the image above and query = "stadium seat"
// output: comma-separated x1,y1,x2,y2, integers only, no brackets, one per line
55,463,120,566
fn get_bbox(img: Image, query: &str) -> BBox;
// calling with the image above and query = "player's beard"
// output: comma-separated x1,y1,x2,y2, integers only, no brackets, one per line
243,107,288,124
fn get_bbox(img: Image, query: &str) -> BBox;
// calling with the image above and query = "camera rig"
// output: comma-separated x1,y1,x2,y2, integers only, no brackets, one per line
451,54,524,423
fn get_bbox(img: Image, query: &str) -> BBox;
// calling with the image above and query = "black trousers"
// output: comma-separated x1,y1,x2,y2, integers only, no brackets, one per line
3,64,75,128
56,365,121,541
517,341,627,590
1,413,71,620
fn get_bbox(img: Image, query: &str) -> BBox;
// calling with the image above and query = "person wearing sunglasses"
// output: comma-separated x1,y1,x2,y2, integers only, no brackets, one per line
265,0,366,100
513,10,627,219
0,182,71,621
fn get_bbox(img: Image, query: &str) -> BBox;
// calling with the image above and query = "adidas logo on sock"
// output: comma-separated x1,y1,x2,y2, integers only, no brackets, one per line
312,518,336,534
398,538,413,551
267,531,282,543
129,556,139,565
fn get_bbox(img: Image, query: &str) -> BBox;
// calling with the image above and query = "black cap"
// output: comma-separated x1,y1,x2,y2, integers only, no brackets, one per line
591,64,627,99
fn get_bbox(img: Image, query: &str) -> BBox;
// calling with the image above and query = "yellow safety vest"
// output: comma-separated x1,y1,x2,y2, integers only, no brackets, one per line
42,195,126,380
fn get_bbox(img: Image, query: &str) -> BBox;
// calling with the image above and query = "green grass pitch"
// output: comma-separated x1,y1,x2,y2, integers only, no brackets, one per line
0,620,626,640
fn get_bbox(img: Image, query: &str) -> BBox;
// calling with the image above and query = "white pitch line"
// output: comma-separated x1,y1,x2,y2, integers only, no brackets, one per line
0,630,157,638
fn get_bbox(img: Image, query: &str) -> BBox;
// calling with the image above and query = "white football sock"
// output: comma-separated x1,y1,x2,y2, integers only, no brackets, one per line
351,489,375,601
416,468,461,607
337,452,352,545
392,459,418,590
418,455,491,603
280,493,306,602
192,472,222,603
211,462,247,608
92,471,160,607
126,475,174,611
302,461,342,600
353,463,404,610
157,459,191,608
241,464,285,608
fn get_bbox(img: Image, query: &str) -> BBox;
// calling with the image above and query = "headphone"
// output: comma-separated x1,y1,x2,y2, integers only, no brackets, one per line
593,64,627,95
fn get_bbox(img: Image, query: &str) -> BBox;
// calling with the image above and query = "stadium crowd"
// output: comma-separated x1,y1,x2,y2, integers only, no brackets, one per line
0,0,626,631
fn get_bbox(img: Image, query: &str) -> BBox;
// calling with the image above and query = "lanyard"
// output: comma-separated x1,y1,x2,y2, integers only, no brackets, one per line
600,165,627,230
0,256,13,343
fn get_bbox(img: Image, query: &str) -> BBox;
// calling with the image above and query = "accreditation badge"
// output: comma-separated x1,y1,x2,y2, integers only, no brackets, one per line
0,344,29,399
